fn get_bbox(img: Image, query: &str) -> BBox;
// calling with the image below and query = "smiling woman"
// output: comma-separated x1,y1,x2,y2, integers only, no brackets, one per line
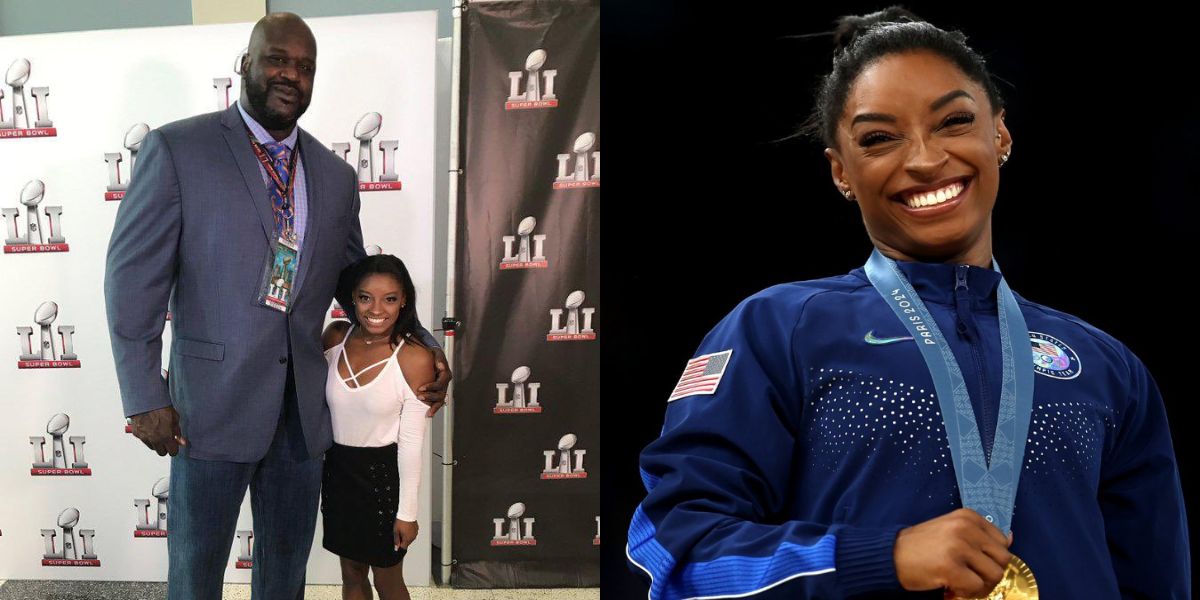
624,6,1190,600
322,254,434,599
811,13,1009,268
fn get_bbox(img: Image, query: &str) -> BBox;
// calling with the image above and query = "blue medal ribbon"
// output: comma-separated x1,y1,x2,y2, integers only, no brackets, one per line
864,249,1034,533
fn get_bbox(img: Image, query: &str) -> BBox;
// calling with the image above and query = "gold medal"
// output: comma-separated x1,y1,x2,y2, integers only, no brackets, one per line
962,555,1038,599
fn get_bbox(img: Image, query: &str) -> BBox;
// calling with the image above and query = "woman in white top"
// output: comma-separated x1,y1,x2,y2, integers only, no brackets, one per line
321,254,433,600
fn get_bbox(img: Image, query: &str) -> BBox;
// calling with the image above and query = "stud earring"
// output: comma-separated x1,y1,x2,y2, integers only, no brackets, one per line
838,181,854,200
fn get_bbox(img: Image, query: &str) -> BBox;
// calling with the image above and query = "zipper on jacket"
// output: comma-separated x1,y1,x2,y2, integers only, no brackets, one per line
954,265,994,466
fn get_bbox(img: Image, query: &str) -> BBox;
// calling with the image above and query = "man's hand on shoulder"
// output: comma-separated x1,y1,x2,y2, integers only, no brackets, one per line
417,348,452,417
322,320,351,351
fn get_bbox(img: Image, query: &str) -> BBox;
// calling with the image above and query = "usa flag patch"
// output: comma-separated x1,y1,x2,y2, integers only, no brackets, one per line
667,350,732,402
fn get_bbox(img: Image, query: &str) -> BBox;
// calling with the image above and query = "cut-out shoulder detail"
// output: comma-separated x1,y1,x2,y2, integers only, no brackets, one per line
397,342,436,395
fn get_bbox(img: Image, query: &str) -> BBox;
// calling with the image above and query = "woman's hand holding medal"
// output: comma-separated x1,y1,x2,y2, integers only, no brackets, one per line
894,508,1013,598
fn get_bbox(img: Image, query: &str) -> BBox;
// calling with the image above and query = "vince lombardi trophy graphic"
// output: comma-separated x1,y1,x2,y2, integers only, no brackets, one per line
573,133,596,181
14,180,44,244
564,291,585,334
46,413,69,468
124,123,149,175
354,112,382,183
507,502,524,540
4,59,31,129
152,477,169,529
58,508,79,559
511,366,530,408
517,217,536,262
35,301,59,360
525,50,546,100
557,433,576,474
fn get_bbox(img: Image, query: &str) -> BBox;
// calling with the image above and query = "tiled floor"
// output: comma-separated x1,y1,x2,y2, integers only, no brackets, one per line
0,580,600,600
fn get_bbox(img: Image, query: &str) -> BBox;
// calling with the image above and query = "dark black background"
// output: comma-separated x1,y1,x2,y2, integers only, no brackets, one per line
601,2,1199,597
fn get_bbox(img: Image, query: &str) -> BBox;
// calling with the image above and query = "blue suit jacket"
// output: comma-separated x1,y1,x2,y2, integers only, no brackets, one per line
105,104,369,462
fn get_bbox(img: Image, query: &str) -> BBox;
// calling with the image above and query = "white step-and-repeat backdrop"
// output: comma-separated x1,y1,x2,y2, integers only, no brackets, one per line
0,11,438,585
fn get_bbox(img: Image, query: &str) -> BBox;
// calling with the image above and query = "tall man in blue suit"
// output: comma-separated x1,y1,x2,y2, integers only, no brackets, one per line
104,13,450,599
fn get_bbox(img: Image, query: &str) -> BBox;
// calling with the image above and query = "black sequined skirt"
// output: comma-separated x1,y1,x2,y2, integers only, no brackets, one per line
321,442,406,567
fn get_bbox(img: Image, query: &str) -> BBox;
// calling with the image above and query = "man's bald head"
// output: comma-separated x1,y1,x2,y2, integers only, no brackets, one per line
239,12,318,139
247,13,316,60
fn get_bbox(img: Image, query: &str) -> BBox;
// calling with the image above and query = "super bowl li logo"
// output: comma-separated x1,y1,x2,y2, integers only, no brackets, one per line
16,301,80,368
1,58,56,139
495,366,542,414
540,433,587,479
552,132,599,190
30,413,91,476
547,290,596,341
234,530,253,568
103,123,150,201
3,179,69,253
133,477,169,538
331,113,402,191
212,48,246,111
41,508,100,566
491,502,536,546
499,216,548,270
506,49,559,110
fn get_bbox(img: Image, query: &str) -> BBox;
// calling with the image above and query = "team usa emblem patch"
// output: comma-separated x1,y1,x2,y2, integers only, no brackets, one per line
1029,332,1081,380
668,350,732,402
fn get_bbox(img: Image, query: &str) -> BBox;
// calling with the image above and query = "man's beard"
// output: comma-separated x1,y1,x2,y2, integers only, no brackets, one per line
242,72,309,130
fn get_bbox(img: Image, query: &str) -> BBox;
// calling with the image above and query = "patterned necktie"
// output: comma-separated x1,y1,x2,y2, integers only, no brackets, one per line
263,141,292,237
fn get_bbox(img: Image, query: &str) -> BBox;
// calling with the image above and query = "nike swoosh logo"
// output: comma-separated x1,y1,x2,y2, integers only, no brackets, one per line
864,330,914,345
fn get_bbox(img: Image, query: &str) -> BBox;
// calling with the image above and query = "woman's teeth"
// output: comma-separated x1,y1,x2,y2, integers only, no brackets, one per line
903,180,964,208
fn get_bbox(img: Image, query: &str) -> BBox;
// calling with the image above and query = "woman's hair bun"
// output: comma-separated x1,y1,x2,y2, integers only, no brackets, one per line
832,6,923,56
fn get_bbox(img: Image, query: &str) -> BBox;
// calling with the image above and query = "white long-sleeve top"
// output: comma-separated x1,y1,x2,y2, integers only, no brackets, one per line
324,327,428,521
